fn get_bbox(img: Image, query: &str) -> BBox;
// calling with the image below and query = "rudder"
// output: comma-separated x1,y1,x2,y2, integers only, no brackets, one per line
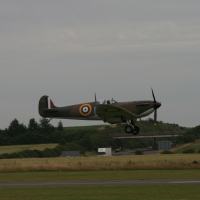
38,95,56,117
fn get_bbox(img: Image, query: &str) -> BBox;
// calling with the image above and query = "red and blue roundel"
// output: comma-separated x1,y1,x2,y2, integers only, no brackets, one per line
79,104,92,116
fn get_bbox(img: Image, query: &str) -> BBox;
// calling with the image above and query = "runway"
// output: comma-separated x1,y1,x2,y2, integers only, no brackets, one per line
1,180,200,187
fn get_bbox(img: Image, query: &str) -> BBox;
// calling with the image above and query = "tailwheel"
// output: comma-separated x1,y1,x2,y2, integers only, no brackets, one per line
125,125,133,134
132,126,140,135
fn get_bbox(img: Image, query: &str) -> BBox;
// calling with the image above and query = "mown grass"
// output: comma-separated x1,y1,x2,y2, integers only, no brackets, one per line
0,154,200,173
0,185,199,200
0,143,58,155
0,152,199,200
1,169,200,182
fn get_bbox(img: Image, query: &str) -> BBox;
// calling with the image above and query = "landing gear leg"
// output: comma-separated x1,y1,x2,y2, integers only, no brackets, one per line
125,119,133,134
132,126,140,135
125,125,133,134
124,120,140,135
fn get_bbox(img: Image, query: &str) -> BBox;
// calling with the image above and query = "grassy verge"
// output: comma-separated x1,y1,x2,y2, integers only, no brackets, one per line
0,154,200,172
173,140,200,153
0,143,58,154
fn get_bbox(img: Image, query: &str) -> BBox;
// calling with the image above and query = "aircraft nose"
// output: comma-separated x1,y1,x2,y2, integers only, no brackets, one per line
153,102,161,109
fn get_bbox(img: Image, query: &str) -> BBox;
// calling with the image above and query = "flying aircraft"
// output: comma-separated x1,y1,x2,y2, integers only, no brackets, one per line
38,89,161,135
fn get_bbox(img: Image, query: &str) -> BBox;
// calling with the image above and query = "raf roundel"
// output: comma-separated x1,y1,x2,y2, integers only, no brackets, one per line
79,104,92,116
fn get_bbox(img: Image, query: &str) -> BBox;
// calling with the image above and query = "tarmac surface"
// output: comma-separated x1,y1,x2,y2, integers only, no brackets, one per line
1,180,200,187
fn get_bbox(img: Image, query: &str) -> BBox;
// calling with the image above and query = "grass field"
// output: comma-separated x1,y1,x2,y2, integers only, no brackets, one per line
0,155,200,200
0,184,199,200
0,143,58,155
0,154,200,172
1,169,200,182
0,170,200,200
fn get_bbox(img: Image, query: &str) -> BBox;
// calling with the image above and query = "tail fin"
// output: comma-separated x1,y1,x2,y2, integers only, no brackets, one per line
38,95,58,117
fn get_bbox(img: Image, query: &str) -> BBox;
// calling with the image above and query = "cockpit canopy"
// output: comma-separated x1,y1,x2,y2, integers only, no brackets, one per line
97,98,117,105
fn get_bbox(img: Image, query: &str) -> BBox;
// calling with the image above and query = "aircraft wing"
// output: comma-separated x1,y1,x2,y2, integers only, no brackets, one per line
96,105,137,122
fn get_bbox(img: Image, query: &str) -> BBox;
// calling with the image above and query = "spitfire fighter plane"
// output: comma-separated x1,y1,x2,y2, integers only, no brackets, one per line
38,89,161,135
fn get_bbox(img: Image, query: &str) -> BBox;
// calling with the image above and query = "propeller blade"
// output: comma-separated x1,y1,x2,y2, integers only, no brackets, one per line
95,93,97,103
151,88,161,126
151,88,156,102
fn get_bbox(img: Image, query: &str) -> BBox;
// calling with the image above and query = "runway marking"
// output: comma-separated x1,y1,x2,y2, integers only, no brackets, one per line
0,180,200,187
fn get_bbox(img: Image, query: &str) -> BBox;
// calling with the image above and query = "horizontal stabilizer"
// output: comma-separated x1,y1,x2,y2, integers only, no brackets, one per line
41,108,59,113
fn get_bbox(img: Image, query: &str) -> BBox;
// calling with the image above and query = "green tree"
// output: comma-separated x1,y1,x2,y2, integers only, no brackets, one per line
39,118,54,134
28,118,39,133
6,119,26,136
88,132,117,151
57,121,63,131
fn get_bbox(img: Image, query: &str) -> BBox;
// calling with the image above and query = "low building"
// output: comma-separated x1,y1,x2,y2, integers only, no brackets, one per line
61,151,80,157
158,140,172,150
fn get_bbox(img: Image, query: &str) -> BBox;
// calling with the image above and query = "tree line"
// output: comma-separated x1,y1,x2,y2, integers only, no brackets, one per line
0,118,64,145
0,118,200,159
0,118,152,155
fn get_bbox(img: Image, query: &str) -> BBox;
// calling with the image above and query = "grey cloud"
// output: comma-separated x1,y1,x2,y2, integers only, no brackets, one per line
0,1,200,129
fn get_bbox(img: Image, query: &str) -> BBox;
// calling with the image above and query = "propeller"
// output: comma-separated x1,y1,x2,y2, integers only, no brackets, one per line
151,88,161,125
95,93,97,103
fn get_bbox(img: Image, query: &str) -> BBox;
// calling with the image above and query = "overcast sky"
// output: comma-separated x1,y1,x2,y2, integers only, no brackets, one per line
0,1,200,129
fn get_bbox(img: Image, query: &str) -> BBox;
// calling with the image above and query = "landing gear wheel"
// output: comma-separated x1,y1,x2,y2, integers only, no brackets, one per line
132,126,140,135
125,125,133,134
